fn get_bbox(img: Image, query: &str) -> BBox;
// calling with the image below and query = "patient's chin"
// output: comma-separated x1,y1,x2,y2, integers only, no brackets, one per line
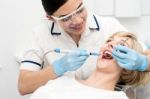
97,59,118,71
97,60,122,74
97,61,113,68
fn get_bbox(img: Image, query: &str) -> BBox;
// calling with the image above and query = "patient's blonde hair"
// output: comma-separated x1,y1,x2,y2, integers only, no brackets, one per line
109,31,150,86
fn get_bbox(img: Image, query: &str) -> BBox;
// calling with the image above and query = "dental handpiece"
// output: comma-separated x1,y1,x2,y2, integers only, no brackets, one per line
54,48,100,56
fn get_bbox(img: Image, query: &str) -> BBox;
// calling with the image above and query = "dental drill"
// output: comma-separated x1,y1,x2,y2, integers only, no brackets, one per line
53,48,100,56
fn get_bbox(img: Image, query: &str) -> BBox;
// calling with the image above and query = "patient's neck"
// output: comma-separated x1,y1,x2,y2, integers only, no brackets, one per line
80,69,120,91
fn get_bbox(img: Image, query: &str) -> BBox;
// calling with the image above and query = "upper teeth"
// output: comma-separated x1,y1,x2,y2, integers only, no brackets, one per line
104,51,111,55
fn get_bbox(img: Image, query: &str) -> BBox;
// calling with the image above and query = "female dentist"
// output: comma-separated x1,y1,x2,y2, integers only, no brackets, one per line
18,0,150,95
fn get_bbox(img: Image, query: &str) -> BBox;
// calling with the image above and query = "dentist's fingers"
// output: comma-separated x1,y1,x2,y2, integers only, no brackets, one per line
114,45,130,52
117,62,134,70
112,49,128,59
112,54,127,64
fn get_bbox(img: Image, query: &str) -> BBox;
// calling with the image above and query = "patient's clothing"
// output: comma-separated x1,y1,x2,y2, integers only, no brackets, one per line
30,73,128,99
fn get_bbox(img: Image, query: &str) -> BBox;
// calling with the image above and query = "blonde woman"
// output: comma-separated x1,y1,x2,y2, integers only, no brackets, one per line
30,32,150,99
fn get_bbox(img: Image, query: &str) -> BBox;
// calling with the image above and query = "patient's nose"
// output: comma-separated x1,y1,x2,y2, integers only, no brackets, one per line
107,42,114,49
108,44,113,49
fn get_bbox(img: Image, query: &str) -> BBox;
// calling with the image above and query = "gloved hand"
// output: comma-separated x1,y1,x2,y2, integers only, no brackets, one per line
112,45,148,71
146,43,150,49
52,49,89,76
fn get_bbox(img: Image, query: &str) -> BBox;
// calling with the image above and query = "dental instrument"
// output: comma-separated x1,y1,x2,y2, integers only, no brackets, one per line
38,48,100,67
54,48,100,56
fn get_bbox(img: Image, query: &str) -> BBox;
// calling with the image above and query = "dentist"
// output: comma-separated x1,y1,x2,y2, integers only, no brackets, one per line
18,0,150,95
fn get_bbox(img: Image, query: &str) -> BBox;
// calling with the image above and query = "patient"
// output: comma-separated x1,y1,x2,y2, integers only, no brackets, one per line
30,32,150,99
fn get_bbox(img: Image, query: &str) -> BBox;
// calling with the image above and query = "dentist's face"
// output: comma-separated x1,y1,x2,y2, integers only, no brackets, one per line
96,35,132,73
52,0,87,36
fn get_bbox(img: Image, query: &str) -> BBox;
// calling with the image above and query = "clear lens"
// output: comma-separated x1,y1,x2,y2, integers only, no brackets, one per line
51,4,85,22
61,15,72,22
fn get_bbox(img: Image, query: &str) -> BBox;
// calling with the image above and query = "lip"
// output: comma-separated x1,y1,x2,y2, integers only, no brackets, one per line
73,26,82,30
70,21,85,30
70,24,83,30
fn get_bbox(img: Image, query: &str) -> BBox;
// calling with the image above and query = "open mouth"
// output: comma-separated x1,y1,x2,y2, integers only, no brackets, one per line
102,50,113,59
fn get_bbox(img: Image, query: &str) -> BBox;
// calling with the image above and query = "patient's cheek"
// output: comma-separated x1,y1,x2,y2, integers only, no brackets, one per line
144,49,150,55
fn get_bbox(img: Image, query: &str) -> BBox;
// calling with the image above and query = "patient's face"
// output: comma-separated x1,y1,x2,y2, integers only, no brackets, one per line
96,35,132,73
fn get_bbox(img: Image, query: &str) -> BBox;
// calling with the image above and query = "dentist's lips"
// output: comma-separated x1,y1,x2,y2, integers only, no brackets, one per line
70,23,84,30
70,25,82,30
102,50,113,59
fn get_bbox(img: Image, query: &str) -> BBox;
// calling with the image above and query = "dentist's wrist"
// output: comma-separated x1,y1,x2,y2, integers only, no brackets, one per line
138,55,149,71
52,61,65,77
145,55,150,72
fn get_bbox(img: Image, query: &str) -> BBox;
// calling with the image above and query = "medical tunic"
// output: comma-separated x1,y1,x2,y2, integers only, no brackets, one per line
30,73,129,99
20,13,127,79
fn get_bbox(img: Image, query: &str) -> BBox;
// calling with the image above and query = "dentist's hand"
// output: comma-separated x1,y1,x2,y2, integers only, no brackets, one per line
146,43,150,49
52,49,89,76
112,45,148,71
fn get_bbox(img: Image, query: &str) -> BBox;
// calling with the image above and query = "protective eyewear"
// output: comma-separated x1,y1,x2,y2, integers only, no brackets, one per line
51,4,85,22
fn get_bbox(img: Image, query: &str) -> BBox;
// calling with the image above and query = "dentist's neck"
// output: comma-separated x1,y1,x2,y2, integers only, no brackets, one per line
69,34,81,45
82,70,120,91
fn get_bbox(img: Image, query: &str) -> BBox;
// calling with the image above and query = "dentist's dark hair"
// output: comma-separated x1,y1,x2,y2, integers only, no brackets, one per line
41,0,68,15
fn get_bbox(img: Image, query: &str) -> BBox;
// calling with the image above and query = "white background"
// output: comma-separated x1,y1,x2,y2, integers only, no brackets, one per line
0,0,150,99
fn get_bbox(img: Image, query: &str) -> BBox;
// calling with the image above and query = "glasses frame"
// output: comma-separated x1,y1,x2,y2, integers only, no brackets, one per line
51,4,85,22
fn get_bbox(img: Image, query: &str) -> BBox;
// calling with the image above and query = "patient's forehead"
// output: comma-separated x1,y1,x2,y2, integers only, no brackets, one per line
108,35,133,47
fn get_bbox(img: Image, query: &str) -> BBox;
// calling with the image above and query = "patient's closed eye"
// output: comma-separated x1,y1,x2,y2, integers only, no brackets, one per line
119,41,125,46
119,39,128,46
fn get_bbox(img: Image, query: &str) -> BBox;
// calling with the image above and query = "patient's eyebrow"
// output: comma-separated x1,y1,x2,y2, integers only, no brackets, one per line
120,38,129,46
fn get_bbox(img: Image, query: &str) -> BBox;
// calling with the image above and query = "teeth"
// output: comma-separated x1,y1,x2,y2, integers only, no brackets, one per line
103,51,113,59
104,51,111,55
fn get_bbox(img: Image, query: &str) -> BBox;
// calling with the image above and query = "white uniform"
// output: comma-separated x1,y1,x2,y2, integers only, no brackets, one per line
20,13,126,79
30,73,129,99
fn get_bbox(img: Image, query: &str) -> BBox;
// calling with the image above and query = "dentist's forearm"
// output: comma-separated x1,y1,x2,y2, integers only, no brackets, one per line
18,66,57,95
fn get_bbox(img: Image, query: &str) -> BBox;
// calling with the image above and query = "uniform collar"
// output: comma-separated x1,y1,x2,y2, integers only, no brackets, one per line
50,13,100,35
88,14,100,31
50,22,61,35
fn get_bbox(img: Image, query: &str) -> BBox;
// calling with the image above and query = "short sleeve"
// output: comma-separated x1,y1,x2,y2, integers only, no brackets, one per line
19,29,44,71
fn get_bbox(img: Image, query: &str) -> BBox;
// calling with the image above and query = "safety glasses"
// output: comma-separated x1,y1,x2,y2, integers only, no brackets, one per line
51,4,85,22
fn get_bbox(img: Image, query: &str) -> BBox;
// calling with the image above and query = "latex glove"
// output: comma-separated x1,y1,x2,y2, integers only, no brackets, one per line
112,45,148,71
52,49,89,76
146,43,150,49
